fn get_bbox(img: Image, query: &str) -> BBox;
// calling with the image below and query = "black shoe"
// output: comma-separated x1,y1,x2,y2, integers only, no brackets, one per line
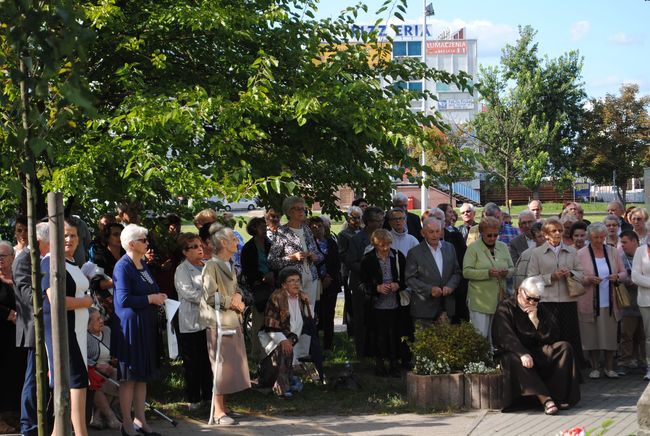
135,424,162,436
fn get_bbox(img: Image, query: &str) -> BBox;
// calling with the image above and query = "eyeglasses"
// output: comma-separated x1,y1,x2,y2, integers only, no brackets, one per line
521,290,541,303
135,238,148,244
0,253,12,259
185,244,200,250
631,217,644,222
389,216,405,221
349,215,361,221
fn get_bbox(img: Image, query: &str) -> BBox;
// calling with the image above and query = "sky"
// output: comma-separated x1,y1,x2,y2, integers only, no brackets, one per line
314,0,649,99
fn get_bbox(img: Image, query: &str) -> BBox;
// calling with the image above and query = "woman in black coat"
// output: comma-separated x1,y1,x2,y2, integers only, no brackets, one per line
492,276,580,415
359,229,406,377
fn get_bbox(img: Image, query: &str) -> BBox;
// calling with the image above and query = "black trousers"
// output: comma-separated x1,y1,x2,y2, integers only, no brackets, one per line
178,329,213,403
317,290,338,350
374,308,398,367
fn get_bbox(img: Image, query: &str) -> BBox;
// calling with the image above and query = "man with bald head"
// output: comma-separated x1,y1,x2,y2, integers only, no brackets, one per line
406,217,461,327
607,200,633,233
508,211,537,265
528,200,543,221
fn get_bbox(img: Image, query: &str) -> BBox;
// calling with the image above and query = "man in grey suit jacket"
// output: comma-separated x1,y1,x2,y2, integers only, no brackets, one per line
406,218,461,327
509,211,537,266
13,222,49,436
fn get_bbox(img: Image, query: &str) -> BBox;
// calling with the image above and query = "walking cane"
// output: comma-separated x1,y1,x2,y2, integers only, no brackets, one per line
94,369,178,427
207,292,236,425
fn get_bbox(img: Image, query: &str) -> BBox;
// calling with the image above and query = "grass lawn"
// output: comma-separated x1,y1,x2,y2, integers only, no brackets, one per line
147,326,453,419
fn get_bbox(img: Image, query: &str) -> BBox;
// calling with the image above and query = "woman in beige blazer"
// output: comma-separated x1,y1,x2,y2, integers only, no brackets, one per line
200,223,250,425
527,218,584,367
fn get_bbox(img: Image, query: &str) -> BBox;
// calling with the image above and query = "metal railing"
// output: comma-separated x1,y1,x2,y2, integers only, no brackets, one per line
438,181,481,204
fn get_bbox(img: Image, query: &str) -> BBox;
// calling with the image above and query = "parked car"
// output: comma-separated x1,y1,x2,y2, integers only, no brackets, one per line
208,197,259,211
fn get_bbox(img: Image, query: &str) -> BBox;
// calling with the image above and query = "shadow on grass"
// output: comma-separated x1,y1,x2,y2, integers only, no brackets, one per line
148,332,459,420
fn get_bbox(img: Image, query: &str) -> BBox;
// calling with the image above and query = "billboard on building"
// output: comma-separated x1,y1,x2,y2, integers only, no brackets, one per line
426,40,468,55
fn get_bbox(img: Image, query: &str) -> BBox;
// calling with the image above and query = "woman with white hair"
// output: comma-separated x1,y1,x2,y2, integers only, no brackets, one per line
200,223,250,425
112,224,168,436
576,222,627,379
492,276,581,415
268,196,323,314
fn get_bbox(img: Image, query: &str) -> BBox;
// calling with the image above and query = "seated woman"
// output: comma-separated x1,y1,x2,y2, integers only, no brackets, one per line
258,267,317,397
87,308,121,430
492,277,580,415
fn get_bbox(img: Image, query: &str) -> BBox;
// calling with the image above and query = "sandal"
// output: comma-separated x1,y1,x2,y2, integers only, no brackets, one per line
543,399,559,415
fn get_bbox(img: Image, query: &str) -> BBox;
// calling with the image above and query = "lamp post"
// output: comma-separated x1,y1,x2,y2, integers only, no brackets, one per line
420,2,434,214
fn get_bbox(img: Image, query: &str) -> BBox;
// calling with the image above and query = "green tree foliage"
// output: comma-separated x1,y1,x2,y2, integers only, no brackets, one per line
576,84,650,202
1,0,471,218
471,26,585,206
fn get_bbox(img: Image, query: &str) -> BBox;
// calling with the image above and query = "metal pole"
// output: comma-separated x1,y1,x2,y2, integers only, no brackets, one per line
420,0,428,214
48,192,71,436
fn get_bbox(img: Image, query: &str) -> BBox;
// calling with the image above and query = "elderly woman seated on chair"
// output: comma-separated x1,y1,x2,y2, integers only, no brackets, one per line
491,276,581,415
258,267,316,397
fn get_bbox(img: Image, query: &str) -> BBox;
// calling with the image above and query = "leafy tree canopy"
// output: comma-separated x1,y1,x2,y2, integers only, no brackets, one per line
2,0,472,220
576,83,650,202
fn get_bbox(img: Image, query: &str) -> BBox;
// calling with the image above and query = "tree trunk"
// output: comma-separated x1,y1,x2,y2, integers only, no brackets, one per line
504,160,511,214
20,54,49,436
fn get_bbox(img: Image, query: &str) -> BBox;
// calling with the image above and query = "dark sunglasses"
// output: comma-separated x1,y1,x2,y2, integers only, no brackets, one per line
522,290,541,303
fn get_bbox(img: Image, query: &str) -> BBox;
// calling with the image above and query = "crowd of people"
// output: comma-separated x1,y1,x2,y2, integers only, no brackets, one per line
1,197,650,433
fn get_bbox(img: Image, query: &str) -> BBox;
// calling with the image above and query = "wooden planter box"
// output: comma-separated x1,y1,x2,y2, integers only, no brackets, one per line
406,372,503,410
406,372,464,409
464,373,503,410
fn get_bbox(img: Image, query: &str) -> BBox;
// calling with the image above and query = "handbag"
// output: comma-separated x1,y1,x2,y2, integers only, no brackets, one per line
566,275,585,297
614,282,631,309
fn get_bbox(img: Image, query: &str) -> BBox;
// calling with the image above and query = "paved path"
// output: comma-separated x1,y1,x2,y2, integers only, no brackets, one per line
90,369,645,436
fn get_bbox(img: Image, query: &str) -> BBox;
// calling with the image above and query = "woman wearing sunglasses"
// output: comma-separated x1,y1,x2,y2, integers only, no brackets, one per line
463,216,514,339
492,276,581,415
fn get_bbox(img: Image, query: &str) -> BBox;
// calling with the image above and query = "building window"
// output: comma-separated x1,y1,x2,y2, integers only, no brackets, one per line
393,80,423,91
393,41,422,57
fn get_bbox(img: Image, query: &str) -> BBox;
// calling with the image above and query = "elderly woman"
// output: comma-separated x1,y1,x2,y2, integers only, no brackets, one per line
0,240,25,433
112,224,167,436
492,277,580,414
241,217,274,361
42,218,94,436
259,267,315,397
463,216,514,339
632,226,650,380
513,222,546,290
268,196,323,315
629,208,649,246
200,223,250,425
570,221,588,251
604,214,621,248
527,218,584,369
560,215,578,246
87,308,121,430
174,233,212,410
577,223,627,379
360,229,406,377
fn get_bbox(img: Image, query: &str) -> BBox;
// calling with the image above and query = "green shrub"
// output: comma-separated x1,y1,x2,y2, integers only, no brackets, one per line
409,322,492,374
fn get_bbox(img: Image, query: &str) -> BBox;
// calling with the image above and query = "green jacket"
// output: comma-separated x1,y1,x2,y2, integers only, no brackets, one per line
463,239,515,314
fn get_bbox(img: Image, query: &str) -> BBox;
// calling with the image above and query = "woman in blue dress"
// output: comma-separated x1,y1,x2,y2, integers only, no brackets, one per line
112,224,167,436
42,217,93,436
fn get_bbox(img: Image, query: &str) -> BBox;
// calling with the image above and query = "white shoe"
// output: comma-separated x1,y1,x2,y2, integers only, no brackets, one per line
644,370,650,381
604,370,619,379
588,369,600,379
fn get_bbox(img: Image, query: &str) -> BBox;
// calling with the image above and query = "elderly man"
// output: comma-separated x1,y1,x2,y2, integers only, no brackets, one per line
563,202,591,225
406,218,461,327
509,211,537,266
13,222,50,436
346,206,385,357
387,208,419,257
458,203,478,241
428,208,468,322
387,193,423,241
607,200,633,233
338,205,363,334
528,200,543,221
